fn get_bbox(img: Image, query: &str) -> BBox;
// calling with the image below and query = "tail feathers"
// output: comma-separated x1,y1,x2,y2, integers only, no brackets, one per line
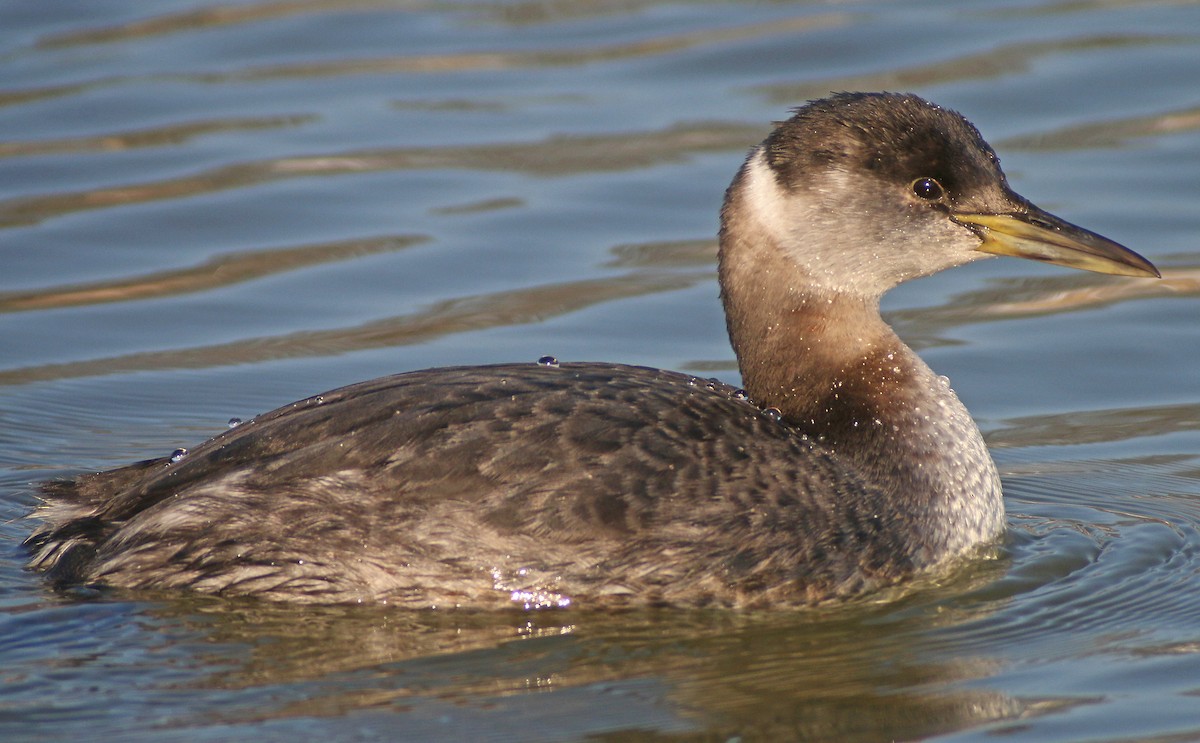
23,457,167,584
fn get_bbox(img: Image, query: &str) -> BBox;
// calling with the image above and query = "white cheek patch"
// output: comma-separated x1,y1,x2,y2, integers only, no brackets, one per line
738,148,864,290
739,149,800,248
736,148,985,296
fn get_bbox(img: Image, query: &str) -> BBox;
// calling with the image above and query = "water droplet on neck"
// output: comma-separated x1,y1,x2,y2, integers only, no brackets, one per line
227,417,243,428
762,407,783,422
170,448,188,463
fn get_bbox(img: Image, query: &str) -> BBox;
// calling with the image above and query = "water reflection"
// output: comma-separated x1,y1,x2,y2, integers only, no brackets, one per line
126,574,1029,739
0,235,427,313
993,406,1200,449
887,262,1197,355
756,33,1186,105
0,115,315,159
0,270,709,385
41,9,850,75
0,121,760,229
1000,104,1200,151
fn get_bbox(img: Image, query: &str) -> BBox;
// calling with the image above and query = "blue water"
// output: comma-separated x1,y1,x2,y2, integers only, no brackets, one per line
2,1,1199,740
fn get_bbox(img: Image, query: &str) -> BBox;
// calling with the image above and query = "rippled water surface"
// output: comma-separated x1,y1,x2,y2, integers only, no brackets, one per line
2,1,1199,741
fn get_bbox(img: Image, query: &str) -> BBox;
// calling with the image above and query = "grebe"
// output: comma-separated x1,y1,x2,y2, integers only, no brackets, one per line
26,93,1158,608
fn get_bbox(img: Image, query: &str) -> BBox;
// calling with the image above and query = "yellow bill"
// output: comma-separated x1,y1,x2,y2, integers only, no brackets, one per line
953,211,1159,278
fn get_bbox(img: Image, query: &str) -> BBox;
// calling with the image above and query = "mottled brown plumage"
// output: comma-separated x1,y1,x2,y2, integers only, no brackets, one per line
25,93,1157,608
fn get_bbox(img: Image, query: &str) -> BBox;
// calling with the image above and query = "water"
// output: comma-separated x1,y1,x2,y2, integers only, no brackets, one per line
2,1,1199,740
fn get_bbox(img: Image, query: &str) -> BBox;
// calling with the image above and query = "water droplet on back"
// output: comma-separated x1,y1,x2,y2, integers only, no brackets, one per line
170,448,188,463
762,407,783,422
227,417,243,428
536,355,559,368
